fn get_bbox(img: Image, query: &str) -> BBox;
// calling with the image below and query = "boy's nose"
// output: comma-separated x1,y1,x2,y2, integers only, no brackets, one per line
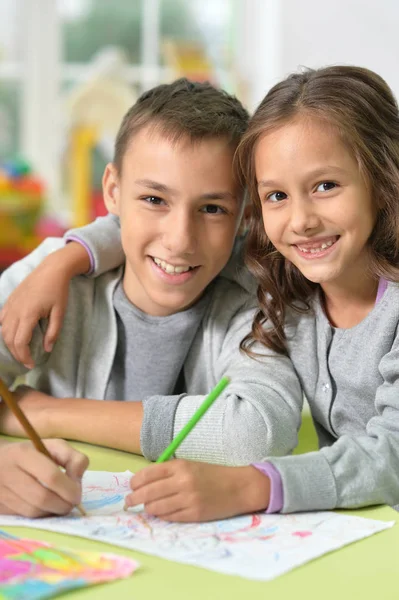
163,214,197,256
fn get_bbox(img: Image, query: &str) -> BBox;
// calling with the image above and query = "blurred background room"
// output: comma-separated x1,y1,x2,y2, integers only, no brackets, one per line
0,0,397,269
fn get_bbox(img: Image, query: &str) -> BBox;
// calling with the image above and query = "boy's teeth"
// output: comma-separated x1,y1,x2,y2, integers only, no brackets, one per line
153,257,191,274
298,239,335,253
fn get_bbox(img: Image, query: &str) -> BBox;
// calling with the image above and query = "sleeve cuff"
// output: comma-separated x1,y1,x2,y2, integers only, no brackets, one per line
65,236,95,275
140,394,183,461
267,451,337,512
252,461,284,513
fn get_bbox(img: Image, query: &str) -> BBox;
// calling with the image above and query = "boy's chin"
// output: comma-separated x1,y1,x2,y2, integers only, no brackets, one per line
150,290,205,315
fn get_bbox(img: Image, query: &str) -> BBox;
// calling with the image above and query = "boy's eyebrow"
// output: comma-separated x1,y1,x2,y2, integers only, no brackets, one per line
135,179,236,201
135,179,176,194
200,191,237,202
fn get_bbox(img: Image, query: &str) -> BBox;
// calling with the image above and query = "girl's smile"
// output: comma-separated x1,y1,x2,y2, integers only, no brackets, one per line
293,235,340,260
255,116,376,297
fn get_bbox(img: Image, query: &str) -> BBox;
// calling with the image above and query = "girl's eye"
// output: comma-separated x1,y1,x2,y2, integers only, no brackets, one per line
316,181,336,192
143,196,165,205
201,204,227,215
267,191,287,202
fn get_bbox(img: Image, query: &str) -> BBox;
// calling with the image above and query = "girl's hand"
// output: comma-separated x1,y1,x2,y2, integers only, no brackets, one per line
0,386,55,438
0,439,89,518
0,242,90,369
124,460,270,522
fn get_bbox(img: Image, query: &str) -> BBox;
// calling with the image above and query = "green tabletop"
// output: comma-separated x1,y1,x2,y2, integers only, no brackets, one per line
1,439,398,600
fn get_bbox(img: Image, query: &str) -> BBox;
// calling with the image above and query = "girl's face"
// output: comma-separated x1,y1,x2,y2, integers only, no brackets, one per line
255,116,376,292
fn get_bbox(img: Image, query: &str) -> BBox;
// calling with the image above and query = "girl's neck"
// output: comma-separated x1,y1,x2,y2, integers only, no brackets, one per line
321,273,379,329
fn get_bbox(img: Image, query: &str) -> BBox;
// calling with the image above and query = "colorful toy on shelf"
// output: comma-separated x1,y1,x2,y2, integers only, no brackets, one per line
0,157,46,266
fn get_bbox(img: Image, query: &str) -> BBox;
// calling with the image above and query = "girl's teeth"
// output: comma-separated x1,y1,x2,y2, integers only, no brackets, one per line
153,257,191,274
299,240,335,253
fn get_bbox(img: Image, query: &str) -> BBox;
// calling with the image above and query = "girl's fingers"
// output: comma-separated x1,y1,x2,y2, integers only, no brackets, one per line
126,477,179,510
130,463,173,491
156,507,199,523
142,493,188,518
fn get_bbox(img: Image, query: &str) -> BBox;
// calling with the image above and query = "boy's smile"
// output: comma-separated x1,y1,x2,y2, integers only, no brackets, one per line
103,126,242,316
150,256,200,284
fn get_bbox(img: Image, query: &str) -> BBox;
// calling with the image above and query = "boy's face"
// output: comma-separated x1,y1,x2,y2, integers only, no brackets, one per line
103,126,242,316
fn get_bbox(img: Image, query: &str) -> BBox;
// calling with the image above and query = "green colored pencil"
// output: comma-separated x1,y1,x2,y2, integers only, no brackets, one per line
123,376,230,511
156,376,230,463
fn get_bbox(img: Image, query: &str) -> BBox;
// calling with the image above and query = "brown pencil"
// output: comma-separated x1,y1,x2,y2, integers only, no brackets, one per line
0,377,86,516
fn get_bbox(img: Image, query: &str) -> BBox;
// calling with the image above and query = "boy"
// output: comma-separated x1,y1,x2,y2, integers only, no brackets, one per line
0,79,302,481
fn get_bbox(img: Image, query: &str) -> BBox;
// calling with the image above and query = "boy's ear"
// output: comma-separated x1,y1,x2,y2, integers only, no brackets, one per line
237,203,253,236
102,163,121,216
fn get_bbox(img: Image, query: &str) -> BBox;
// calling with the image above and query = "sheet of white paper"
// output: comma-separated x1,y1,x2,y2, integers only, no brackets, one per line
0,471,394,580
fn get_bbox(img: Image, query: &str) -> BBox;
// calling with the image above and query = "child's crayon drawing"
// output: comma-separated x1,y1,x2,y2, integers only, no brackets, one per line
0,528,138,600
0,471,393,581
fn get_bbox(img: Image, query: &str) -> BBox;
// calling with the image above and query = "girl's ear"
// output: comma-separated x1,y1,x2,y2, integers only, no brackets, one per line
102,163,121,216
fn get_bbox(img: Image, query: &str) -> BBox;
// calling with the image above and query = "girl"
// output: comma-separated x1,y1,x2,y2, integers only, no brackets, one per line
3,66,399,522
126,65,399,520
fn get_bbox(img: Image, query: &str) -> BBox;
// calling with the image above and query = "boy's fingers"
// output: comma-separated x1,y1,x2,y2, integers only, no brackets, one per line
14,320,35,368
1,317,19,361
4,468,73,516
45,307,64,351
63,451,90,482
22,445,82,506
45,439,89,483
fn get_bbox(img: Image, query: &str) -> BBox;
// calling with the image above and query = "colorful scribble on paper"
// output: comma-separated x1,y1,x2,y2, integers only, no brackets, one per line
0,471,393,581
0,529,138,600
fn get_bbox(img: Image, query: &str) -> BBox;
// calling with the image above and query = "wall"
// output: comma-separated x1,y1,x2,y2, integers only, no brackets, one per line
242,0,399,110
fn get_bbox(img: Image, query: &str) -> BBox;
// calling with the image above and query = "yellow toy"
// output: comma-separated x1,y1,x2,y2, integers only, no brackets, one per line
65,48,137,228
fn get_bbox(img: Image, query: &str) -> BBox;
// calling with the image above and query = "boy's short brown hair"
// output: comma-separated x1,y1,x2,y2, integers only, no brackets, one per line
114,78,249,175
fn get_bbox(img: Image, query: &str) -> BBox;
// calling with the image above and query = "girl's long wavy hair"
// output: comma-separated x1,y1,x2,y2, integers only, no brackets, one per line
237,66,399,356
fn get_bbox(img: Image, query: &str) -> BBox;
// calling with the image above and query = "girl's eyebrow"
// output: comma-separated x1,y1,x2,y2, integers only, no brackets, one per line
258,166,348,189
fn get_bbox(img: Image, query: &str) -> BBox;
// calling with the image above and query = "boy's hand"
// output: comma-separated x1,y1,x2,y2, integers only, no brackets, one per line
0,439,89,518
0,256,70,368
124,460,270,522
0,242,90,369
0,386,55,438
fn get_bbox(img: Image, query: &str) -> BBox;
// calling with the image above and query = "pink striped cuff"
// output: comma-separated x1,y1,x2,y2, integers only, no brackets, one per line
252,461,284,513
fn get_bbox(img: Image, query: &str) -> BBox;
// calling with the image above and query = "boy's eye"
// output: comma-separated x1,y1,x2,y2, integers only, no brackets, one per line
267,191,287,202
201,204,227,215
143,196,165,205
316,181,337,192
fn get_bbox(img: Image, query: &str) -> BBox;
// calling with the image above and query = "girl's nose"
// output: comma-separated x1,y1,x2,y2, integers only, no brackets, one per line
289,198,320,235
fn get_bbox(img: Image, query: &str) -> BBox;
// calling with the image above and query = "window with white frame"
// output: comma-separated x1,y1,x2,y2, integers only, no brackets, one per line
0,0,279,220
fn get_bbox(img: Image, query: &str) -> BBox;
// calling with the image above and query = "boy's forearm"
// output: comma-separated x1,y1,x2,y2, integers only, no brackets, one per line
49,398,143,454
50,242,91,277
